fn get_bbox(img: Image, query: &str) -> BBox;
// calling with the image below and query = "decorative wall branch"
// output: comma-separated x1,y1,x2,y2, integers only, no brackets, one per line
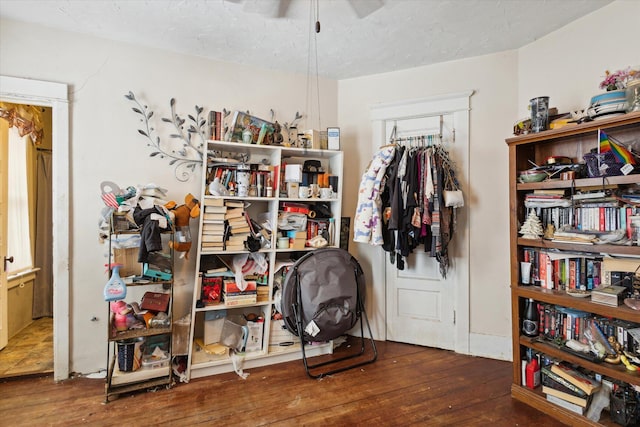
125,91,205,182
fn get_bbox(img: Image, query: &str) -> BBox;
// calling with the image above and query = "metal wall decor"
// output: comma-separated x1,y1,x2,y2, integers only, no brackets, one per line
125,91,207,182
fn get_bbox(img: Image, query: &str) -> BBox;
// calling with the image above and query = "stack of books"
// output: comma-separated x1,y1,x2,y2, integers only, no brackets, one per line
200,267,233,305
201,198,227,251
256,284,269,302
591,285,626,306
541,363,601,415
223,279,257,306
224,201,250,251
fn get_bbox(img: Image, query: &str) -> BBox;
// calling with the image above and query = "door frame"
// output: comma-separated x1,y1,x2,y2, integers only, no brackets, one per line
370,91,473,355
0,75,70,380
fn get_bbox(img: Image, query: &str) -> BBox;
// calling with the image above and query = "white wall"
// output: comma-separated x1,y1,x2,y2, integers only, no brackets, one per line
0,18,337,374
518,1,639,117
338,52,518,359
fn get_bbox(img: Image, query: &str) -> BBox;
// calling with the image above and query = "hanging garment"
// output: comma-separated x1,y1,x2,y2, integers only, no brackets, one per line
353,145,396,245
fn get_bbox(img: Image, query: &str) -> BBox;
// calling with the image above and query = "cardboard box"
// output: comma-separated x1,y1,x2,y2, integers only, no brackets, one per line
113,247,141,277
303,129,328,150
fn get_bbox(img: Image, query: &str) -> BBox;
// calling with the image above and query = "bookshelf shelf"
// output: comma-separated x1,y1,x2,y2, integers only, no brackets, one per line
511,385,609,426
507,112,640,425
520,336,640,386
516,237,640,256
186,139,344,381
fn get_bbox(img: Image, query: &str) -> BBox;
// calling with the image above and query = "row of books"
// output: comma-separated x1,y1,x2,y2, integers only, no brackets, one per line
206,165,275,198
522,247,602,291
528,204,638,235
535,302,638,355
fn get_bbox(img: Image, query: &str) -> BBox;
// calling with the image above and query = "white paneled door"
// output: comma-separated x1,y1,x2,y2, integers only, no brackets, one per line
371,93,471,353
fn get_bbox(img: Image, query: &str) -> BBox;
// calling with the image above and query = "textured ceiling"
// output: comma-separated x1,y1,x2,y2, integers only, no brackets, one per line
0,0,612,80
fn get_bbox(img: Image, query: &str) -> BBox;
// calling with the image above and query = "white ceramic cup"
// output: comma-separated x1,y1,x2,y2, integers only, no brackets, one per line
298,186,312,199
277,236,290,249
320,188,333,199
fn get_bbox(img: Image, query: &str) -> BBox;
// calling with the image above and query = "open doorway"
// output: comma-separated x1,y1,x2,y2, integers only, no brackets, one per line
0,75,70,381
0,103,53,377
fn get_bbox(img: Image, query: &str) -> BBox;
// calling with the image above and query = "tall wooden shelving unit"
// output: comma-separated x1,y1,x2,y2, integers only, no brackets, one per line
186,140,344,380
506,112,640,426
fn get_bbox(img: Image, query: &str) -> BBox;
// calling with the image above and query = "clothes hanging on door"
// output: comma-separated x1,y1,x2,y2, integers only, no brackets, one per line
354,141,462,278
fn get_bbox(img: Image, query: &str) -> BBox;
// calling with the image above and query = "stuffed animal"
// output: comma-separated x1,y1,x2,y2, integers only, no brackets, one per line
166,193,201,259
110,300,133,332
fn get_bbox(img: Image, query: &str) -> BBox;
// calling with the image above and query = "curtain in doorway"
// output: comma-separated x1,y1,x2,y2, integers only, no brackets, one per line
7,128,33,273
32,151,53,318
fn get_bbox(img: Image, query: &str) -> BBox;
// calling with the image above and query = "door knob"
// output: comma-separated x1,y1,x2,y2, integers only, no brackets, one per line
4,255,13,272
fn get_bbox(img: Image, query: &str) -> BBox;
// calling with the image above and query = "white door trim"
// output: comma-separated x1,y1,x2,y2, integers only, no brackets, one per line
0,75,70,380
369,91,473,355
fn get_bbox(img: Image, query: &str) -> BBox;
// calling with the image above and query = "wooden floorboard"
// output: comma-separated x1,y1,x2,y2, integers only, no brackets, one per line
0,339,565,426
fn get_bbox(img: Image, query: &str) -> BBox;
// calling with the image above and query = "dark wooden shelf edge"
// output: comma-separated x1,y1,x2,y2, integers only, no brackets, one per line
517,174,640,190
105,377,173,400
517,237,640,256
519,336,640,386
511,384,603,426
512,285,640,323
506,112,640,146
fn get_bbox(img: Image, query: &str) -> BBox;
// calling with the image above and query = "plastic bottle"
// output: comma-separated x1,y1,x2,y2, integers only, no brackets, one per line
525,357,540,389
522,298,539,337
104,264,127,301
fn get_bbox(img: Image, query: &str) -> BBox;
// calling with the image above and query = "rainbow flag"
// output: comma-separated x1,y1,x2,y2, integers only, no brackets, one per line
599,130,636,165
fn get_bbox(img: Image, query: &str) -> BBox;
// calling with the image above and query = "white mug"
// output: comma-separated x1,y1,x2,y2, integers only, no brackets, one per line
298,186,312,199
320,188,334,199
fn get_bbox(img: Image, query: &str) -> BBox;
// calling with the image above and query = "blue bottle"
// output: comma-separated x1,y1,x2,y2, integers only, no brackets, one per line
104,264,127,301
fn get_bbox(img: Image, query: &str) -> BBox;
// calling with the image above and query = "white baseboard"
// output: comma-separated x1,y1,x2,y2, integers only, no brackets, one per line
468,332,512,361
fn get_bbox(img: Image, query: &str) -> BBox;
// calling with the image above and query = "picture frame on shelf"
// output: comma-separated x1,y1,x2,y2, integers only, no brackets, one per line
229,111,274,144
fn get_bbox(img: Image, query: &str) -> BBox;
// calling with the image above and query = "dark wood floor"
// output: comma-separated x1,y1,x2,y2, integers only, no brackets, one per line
0,338,562,426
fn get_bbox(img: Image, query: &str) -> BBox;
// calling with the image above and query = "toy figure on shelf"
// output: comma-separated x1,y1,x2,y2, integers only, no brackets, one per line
166,193,201,259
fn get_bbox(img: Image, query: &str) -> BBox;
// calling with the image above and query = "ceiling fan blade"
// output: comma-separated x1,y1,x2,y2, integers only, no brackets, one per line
348,0,384,18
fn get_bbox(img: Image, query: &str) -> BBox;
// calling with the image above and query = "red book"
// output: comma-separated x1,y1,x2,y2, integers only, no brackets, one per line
569,260,576,290
599,207,605,232
539,252,548,289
